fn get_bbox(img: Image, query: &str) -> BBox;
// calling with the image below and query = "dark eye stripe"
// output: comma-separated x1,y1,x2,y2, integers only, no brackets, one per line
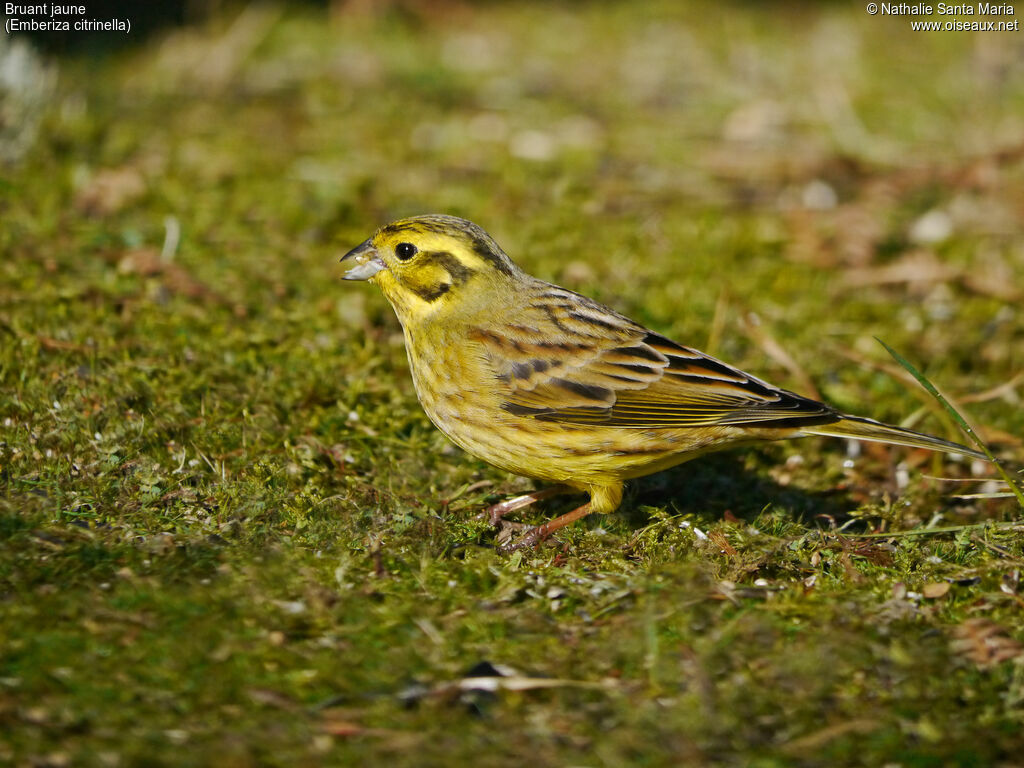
402,251,475,303
422,251,474,285
409,283,451,302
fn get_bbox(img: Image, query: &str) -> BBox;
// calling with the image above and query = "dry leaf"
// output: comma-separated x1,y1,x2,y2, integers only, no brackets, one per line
922,582,950,599
950,619,1024,669
118,248,211,299
839,552,865,584
1001,570,1020,595
117,248,237,309
706,530,737,556
321,718,364,737
842,250,959,289
75,166,146,216
246,688,299,711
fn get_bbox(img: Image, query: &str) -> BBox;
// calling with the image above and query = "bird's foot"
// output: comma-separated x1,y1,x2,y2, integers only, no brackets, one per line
496,522,550,553
476,485,574,526
494,502,594,554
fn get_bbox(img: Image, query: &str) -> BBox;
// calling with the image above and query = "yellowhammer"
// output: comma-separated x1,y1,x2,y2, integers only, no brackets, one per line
341,214,984,550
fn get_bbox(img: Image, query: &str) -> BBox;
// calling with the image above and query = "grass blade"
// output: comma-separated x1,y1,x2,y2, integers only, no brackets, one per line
876,338,1024,510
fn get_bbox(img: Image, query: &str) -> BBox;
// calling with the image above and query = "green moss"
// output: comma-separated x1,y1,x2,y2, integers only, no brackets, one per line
2,1,1022,765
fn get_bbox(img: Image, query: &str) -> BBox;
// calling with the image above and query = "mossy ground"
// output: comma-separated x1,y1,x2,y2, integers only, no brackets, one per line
2,2,1024,766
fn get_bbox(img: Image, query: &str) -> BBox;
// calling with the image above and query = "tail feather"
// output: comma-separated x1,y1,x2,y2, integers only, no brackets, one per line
802,415,987,461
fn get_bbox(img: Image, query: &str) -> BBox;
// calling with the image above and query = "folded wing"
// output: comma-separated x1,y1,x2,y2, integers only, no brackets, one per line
474,285,839,430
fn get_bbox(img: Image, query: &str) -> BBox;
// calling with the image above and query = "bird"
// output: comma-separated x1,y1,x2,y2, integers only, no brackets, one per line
340,214,985,550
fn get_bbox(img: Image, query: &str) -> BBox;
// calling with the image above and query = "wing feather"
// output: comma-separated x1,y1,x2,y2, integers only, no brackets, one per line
473,284,838,430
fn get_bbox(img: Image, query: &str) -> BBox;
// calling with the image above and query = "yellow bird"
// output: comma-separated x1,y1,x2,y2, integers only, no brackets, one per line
341,214,983,550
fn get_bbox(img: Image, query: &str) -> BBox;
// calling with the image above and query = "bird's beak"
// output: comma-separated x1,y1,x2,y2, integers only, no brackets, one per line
340,238,386,281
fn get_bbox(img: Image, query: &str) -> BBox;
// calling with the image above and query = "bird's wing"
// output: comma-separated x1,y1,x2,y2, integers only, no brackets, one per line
472,286,838,430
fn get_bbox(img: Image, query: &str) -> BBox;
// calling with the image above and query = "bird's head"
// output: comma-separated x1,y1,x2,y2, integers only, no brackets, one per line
340,214,521,325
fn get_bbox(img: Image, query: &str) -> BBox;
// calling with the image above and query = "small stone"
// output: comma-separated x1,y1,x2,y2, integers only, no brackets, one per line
909,209,953,244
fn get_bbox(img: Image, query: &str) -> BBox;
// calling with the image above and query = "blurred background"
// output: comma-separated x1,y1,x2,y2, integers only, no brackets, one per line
3,1,1024,765
4,0,1022,430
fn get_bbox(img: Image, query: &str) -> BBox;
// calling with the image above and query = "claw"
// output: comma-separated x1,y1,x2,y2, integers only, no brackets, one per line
497,524,550,553
495,501,594,555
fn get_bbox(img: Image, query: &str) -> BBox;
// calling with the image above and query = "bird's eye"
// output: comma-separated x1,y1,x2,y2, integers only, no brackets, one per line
395,242,417,261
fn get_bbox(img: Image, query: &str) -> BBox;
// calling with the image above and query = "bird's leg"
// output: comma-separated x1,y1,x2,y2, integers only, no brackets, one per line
499,502,594,553
476,484,575,526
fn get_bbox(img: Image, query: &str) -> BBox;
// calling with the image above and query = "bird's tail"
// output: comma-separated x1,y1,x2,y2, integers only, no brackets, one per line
802,415,987,461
